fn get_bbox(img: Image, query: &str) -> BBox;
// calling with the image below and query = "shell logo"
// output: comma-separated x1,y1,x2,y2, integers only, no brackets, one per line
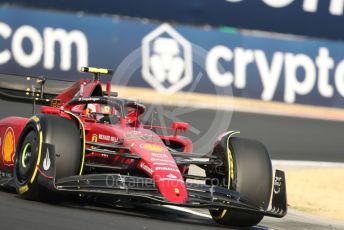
142,144,164,153
3,127,15,164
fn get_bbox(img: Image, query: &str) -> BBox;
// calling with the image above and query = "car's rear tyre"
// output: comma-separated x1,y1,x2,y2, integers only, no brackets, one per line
206,136,272,227
14,115,82,201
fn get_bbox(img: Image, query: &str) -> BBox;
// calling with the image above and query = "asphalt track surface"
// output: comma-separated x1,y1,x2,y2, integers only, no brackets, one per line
1,99,344,229
0,189,344,230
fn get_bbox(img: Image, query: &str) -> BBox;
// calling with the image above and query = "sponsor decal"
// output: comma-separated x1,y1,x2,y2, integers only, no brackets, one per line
103,105,110,113
98,134,119,142
141,144,165,153
155,166,180,172
125,133,161,142
150,158,175,163
150,157,176,165
273,176,282,194
78,97,102,102
139,162,153,175
151,152,168,158
2,127,15,165
159,178,184,183
142,23,193,93
132,131,142,134
166,173,177,179
43,148,51,171
152,162,170,166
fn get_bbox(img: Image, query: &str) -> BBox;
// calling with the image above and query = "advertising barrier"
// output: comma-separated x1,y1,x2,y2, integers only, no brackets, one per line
2,7,344,108
4,0,344,40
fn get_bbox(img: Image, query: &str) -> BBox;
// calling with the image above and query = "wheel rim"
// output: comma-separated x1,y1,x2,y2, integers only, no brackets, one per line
21,143,31,169
17,131,38,185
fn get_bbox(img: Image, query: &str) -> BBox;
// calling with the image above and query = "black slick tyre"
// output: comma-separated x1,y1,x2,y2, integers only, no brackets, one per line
14,115,82,201
207,136,272,227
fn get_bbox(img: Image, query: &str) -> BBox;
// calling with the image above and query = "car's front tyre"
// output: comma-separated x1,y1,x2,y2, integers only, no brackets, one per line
206,135,273,227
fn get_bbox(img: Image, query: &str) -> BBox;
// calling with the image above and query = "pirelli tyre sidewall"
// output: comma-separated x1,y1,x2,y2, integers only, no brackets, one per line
14,115,82,200
207,136,273,227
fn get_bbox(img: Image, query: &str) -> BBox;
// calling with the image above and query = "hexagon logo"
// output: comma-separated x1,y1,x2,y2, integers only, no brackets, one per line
142,23,193,93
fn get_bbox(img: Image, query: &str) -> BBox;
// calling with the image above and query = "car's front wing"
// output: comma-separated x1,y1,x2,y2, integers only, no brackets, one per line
52,170,287,218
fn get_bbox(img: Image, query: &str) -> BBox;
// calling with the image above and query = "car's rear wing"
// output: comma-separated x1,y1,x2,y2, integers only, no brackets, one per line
0,67,116,106
0,73,74,105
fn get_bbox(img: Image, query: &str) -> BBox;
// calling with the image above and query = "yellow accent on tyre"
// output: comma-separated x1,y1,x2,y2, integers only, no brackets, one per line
18,185,29,194
31,116,40,123
30,131,42,184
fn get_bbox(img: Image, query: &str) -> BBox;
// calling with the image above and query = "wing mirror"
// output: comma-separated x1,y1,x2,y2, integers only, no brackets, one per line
172,121,189,135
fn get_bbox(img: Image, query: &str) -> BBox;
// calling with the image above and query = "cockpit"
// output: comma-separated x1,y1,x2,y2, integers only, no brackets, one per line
68,97,146,127
85,103,120,124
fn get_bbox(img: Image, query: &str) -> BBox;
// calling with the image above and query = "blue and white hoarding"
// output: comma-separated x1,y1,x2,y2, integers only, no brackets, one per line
2,7,344,108
6,0,344,40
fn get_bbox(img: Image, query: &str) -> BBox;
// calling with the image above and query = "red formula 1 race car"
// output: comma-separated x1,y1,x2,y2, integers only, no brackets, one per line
0,67,287,227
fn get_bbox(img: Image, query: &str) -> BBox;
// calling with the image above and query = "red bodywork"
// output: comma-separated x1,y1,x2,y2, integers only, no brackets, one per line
0,79,193,203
